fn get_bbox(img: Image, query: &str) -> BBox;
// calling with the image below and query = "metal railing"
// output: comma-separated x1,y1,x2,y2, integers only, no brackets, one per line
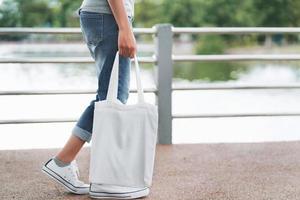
1,26,300,144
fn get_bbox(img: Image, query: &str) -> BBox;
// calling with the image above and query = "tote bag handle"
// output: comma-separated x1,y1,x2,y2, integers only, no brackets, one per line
106,51,145,104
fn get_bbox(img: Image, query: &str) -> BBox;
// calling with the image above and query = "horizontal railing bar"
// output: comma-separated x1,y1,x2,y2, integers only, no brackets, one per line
0,85,298,97
0,118,77,124
172,113,300,118
2,54,300,63
2,112,300,124
0,56,156,64
173,54,300,61
2,27,300,35
172,85,300,90
0,88,157,95
0,27,156,35
0,85,299,96
172,27,300,34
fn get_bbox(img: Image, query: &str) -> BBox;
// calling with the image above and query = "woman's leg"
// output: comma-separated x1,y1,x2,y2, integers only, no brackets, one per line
41,11,131,195
54,12,131,163
55,134,85,163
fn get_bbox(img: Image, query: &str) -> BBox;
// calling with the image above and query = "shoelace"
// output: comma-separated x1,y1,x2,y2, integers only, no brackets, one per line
65,160,86,185
71,160,80,178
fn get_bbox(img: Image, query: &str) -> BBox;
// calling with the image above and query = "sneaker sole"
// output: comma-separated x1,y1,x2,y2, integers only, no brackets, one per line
41,163,88,195
89,186,149,199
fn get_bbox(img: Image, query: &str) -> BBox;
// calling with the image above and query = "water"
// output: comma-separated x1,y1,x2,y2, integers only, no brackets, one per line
0,42,299,150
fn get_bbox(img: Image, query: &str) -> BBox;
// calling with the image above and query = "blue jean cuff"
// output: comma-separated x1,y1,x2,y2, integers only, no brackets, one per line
72,125,92,143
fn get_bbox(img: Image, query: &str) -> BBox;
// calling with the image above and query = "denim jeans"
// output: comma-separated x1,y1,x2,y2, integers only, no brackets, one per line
71,9,132,143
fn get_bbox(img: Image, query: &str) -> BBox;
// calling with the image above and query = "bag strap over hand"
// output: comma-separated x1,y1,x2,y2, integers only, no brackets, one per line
106,51,145,104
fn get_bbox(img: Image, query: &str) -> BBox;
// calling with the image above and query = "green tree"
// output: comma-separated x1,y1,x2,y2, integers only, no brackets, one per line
202,0,255,27
16,0,53,27
0,0,20,27
253,0,300,26
134,0,163,27
161,0,205,27
53,0,81,27
0,0,25,40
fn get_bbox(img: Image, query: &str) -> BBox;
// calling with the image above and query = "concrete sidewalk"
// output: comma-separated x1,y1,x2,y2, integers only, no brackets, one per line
1,141,300,200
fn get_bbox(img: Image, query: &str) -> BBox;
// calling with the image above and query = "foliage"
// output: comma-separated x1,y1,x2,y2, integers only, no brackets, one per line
1,0,300,28
16,0,52,27
1,0,299,80
0,0,25,40
0,0,20,26
160,0,205,27
252,0,300,26
174,35,246,81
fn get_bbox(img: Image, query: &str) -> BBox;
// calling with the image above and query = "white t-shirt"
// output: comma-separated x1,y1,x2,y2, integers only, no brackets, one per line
78,0,134,18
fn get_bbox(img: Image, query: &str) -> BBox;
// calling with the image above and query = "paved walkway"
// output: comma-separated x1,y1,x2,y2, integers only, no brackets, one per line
1,141,300,200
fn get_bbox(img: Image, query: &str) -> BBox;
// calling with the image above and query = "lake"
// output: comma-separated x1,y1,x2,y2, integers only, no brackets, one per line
0,42,299,150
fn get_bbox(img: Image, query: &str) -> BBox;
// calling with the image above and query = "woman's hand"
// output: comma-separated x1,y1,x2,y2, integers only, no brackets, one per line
107,0,136,58
118,27,136,58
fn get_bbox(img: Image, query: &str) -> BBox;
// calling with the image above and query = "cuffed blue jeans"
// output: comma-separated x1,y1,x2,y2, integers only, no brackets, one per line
71,9,132,143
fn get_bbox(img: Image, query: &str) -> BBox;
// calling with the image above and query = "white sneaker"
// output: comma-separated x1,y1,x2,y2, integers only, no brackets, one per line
41,158,89,194
89,183,150,199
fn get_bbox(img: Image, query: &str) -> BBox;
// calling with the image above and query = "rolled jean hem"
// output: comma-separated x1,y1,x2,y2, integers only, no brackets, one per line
72,125,92,143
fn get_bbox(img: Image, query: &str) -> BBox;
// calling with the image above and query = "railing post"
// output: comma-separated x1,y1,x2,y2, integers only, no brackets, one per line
154,24,173,144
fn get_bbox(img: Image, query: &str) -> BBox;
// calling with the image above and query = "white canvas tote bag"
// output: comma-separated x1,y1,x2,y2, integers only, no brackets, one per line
89,51,158,188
